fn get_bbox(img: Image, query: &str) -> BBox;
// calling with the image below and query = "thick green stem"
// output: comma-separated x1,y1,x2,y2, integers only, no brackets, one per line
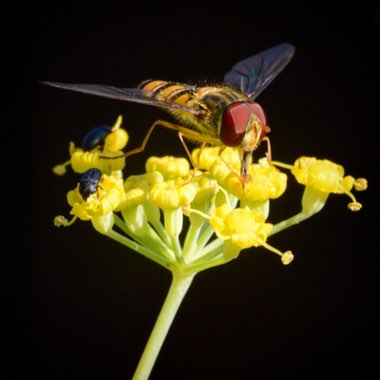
132,271,195,380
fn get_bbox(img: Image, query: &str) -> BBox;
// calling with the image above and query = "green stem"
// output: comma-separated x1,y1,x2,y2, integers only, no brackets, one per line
193,225,215,255
150,219,173,249
188,255,227,273
114,214,176,263
182,223,202,260
132,271,195,380
270,212,311,235
107,229,170,269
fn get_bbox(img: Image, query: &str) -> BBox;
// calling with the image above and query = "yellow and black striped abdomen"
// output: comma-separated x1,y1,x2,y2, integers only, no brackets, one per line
138,79,197,108
137,80,248,143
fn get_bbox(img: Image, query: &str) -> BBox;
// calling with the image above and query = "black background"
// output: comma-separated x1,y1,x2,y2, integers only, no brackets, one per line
10,1,379,379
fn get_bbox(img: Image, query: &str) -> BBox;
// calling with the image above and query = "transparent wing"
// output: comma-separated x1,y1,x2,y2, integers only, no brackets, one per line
223,43,295,99
41,82,207,116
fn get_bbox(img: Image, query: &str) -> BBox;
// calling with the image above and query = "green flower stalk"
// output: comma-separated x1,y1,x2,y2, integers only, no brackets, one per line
53,116,367,379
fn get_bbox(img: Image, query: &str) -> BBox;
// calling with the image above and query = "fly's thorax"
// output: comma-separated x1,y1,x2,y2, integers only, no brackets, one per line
197,85,245,112
196,86,247,141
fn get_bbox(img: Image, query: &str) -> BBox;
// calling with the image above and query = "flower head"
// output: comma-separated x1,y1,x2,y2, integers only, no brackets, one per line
227,158,287,202
210,204,272,248
53,115,129,175
146,156,190,180
292,157,354,193
209,204,292,264
119,171,164,210
150,179,197,210
54,119,366,272
67,170,126,221
291,156,366,212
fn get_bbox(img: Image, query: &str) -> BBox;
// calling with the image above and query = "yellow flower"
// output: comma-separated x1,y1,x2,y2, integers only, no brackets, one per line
210,204,273,249
208,204,292,264
67,171,126,220
70,150,126,174
150,179,197,209
103,115,129,152
191,174,219,206
292,156,366,211
118,171,164,210
192,147,241,187
227,159,287,202
292,157,355,193
54,115,129,175
192,146,240,171
145,156,190,180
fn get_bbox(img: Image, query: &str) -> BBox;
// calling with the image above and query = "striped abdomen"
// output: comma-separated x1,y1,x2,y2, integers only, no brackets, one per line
138,79,197,107
138,79,248,138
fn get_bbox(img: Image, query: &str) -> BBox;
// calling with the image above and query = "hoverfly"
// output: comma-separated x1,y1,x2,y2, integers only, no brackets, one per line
43,43,295,179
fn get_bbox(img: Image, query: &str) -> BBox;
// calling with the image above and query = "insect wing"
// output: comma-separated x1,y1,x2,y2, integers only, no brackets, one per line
42,82,206,116
223,43,295,99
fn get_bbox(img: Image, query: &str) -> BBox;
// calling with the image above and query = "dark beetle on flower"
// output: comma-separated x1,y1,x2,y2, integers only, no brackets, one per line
79,168,102,200
81,124,112,151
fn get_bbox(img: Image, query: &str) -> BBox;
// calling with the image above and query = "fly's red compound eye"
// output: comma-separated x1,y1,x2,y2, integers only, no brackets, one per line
220,101,268,147
220,101,250,147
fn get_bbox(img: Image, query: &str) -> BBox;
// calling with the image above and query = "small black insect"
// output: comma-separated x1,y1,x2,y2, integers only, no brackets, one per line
82,124,112,151
79,168,102,199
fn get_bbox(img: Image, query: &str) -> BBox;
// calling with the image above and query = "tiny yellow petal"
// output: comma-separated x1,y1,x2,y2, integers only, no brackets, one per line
69,141,76,156
104,128,129,151
192,146,221,170
67,188,82,206
354,178,368,191
111,115,123,130
52,164,67,175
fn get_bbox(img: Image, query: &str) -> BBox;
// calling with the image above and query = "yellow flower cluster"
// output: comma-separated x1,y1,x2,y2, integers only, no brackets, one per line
53,115,128,175
54,125,367,270
67,171,126,220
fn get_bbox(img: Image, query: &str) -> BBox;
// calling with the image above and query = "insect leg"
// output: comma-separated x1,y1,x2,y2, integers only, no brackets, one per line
122,119,167,158
218,146,245,182
177,131,205,169
123,119,219,159
177,132,210,183
262,136,272,164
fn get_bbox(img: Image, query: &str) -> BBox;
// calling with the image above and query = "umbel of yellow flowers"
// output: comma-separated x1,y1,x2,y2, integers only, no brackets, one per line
54,115,367,271
52,115,367,380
